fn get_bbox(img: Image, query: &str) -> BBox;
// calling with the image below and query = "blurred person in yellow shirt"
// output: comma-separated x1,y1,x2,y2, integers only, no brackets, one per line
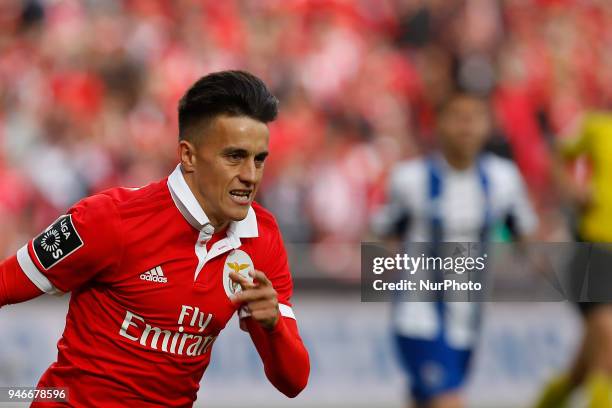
535,112,612,408
559,113,612,242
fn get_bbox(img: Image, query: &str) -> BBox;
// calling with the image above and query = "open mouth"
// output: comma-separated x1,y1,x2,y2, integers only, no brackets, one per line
229,189,252,205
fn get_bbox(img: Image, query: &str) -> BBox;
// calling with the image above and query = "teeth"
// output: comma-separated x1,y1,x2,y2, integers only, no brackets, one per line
230,191,251,204
230,191,250,197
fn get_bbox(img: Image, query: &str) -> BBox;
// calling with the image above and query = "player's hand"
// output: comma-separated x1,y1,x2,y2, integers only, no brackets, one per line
229,269,280,331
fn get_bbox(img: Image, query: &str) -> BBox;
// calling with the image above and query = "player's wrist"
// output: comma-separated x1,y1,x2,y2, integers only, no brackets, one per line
264,312,286,334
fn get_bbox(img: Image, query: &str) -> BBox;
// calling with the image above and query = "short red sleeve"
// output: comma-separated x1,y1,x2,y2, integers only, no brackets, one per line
17,194,122,294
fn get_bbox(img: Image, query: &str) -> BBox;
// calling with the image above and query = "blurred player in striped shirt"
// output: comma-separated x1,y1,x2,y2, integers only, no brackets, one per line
375,91,537,408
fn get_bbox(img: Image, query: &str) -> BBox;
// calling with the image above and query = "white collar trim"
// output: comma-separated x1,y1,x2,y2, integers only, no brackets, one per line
167,164,258,238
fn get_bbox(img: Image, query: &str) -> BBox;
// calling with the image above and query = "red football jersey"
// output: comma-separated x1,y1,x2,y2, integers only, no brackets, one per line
17,165,296,407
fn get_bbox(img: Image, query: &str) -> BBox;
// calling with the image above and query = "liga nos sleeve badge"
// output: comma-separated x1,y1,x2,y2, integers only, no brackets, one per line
33,215,84,270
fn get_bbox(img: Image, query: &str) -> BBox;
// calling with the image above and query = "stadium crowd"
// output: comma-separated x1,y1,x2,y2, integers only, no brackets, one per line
1,0,611,275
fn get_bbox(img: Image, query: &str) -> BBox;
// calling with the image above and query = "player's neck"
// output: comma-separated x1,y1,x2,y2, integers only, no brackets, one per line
442,151,475,171
209,219,230,232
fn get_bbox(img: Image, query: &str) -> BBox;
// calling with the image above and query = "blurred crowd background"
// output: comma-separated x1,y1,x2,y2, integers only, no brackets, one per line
1,0,610,277
1,1,610,406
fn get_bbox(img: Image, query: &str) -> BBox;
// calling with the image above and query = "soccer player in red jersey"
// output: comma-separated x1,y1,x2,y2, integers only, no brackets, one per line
0,70,310,407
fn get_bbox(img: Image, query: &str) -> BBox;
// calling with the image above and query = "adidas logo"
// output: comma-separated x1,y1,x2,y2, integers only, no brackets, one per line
140,266,168,284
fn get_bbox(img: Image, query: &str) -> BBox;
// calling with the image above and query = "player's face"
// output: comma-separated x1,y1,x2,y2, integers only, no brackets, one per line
438,96,490,163
184,115,270,229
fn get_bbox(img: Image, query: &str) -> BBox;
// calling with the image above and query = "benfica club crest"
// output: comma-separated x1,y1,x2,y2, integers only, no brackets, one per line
222,249,254,298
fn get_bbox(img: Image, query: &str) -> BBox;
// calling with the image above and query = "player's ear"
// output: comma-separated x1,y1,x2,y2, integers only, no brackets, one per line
178,139,197,173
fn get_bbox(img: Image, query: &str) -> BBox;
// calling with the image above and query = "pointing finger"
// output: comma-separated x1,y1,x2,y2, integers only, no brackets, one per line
249,270,272,287
229,271,255,290
231,286,276,305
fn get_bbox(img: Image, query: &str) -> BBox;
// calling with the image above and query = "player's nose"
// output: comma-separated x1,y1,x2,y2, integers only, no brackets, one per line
238,159,258,185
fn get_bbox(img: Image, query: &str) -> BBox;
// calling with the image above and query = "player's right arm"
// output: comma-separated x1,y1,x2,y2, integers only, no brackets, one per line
371,164,412,239
0,194,121,308
0,255,43,307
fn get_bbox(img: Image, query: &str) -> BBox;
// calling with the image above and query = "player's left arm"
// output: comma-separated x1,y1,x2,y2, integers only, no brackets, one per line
230,271,309,398
229,227,309,398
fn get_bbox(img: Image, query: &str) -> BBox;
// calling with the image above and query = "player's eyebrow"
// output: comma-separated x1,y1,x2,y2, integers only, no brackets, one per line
222,147,249,157
222,147,269,160
255,151,269,161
